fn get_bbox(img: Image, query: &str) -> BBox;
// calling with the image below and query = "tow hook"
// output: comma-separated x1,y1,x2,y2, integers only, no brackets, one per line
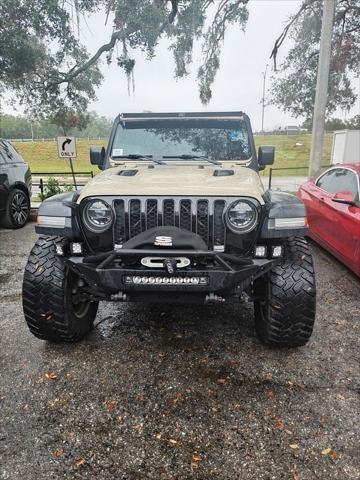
110,291,129,302
205,293,225,304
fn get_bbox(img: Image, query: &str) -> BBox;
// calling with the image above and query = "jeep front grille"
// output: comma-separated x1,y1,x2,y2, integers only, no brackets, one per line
112,198,226,250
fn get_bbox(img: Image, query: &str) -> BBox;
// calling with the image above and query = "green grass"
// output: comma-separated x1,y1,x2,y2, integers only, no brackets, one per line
13,139,106,175
255,133,333,176
14,133,333,176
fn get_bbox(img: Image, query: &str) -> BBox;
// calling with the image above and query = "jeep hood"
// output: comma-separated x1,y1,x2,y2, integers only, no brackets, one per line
78,164,265,204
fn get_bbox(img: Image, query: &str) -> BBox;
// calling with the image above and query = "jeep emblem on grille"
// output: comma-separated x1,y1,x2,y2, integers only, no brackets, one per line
154,236,173,247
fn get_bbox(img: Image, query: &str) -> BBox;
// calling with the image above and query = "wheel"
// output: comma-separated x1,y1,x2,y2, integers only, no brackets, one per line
253,237,316,347
1,188,30,229
22,236,99,342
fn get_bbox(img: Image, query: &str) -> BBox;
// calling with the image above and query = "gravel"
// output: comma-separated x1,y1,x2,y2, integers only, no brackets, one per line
0,223,359,480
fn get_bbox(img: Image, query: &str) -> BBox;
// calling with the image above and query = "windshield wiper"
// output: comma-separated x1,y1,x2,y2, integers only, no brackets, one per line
164,154,221,166
112,154,165,165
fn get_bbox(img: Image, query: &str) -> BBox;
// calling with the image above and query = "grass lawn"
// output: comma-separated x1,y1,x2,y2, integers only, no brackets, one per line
255,133,333,176
13,139,107,175
13,133,333,177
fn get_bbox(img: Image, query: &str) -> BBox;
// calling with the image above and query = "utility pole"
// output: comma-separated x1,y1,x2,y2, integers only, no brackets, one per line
309,0,335,178
261,63,269,133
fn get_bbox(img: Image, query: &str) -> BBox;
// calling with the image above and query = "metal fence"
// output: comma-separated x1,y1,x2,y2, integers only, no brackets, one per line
267,165,329,189
10,137,107,142
32,171,94,199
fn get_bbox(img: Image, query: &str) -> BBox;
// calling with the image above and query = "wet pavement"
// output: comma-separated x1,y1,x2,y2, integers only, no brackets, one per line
0,223,359,480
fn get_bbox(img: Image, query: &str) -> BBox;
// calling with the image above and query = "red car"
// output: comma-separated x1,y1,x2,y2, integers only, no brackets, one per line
298,163,360,277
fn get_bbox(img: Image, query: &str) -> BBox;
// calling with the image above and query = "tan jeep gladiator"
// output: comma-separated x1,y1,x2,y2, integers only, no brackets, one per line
23,112,316,346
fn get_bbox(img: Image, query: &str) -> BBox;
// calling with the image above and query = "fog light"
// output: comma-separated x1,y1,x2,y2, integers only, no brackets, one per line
272,246,283,258
255,246,267,258
70,242,83,255
55,244,65,256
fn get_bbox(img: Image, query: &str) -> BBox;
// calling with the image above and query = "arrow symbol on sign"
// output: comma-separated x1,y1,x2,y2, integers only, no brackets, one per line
62,138,72,151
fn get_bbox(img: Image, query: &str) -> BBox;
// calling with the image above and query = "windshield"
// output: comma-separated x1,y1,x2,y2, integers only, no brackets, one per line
111,118,251,161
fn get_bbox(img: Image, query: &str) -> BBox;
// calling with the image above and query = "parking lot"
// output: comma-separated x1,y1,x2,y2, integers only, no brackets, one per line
0,223,359,480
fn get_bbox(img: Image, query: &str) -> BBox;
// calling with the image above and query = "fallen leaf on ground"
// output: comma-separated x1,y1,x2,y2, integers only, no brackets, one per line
133,423,144,430
319,415,326,424
321,448,332,455
191,453,202,467
104,400,118,412
284,429,293,435
74,458,86,466
321,447,337,458
45,372,57,381
274,417,283,430
168,438,182,446
292,472,300,480
335,320,346,326
52,448,64,458
289,444,299,449
217,378,226,385
266,390,275,400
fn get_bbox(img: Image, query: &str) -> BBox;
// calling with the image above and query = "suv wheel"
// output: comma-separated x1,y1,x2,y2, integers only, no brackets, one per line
1,188,30,229
23,236,99,342
253,237,316,347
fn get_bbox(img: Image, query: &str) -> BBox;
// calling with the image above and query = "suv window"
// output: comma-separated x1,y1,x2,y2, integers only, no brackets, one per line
0,140,23,164
316,168,359,197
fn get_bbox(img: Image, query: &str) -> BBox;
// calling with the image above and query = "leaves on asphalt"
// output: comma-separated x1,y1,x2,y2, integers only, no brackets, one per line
274,416,283,430
321,448,337,459
74,458,86,466
104,400,118,412
45,371,57,381
168,438,182,446
289,444,299,449
191,453,202,468
52,448,64,458
266,389,275,400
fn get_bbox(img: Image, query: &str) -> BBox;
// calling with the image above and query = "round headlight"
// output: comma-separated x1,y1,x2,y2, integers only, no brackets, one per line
83,199,113,232
226,200,258,233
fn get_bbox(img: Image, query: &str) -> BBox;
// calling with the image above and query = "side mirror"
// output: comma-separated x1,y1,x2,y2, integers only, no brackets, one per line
258,146,275,169
332,191,356,206
90,146,105,170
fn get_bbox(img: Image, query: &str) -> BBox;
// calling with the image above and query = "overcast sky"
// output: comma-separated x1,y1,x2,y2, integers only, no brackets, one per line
83,0,304,131
4,0,359,130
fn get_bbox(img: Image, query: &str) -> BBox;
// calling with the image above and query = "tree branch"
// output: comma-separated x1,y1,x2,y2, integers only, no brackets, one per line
159,0,179,34
270,0,313,71
46,30,123,90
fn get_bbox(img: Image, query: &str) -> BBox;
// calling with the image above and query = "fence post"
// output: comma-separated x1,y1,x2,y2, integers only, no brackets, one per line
268,168,273,190
39,178,44,198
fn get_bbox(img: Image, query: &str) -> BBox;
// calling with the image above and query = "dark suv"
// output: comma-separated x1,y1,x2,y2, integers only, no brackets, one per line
0,139,31,229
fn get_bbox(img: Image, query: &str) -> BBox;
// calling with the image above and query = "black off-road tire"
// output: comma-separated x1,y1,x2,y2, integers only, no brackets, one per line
253,236,316,347
22,236,99,342
1,188,30,229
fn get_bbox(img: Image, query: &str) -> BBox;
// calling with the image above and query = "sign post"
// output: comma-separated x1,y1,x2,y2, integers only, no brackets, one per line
57,136,78,190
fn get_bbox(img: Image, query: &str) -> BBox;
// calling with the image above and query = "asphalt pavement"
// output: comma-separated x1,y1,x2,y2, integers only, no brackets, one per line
0,223,359,480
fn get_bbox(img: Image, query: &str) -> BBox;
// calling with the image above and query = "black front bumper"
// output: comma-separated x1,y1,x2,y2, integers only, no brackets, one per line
65,248,279,300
